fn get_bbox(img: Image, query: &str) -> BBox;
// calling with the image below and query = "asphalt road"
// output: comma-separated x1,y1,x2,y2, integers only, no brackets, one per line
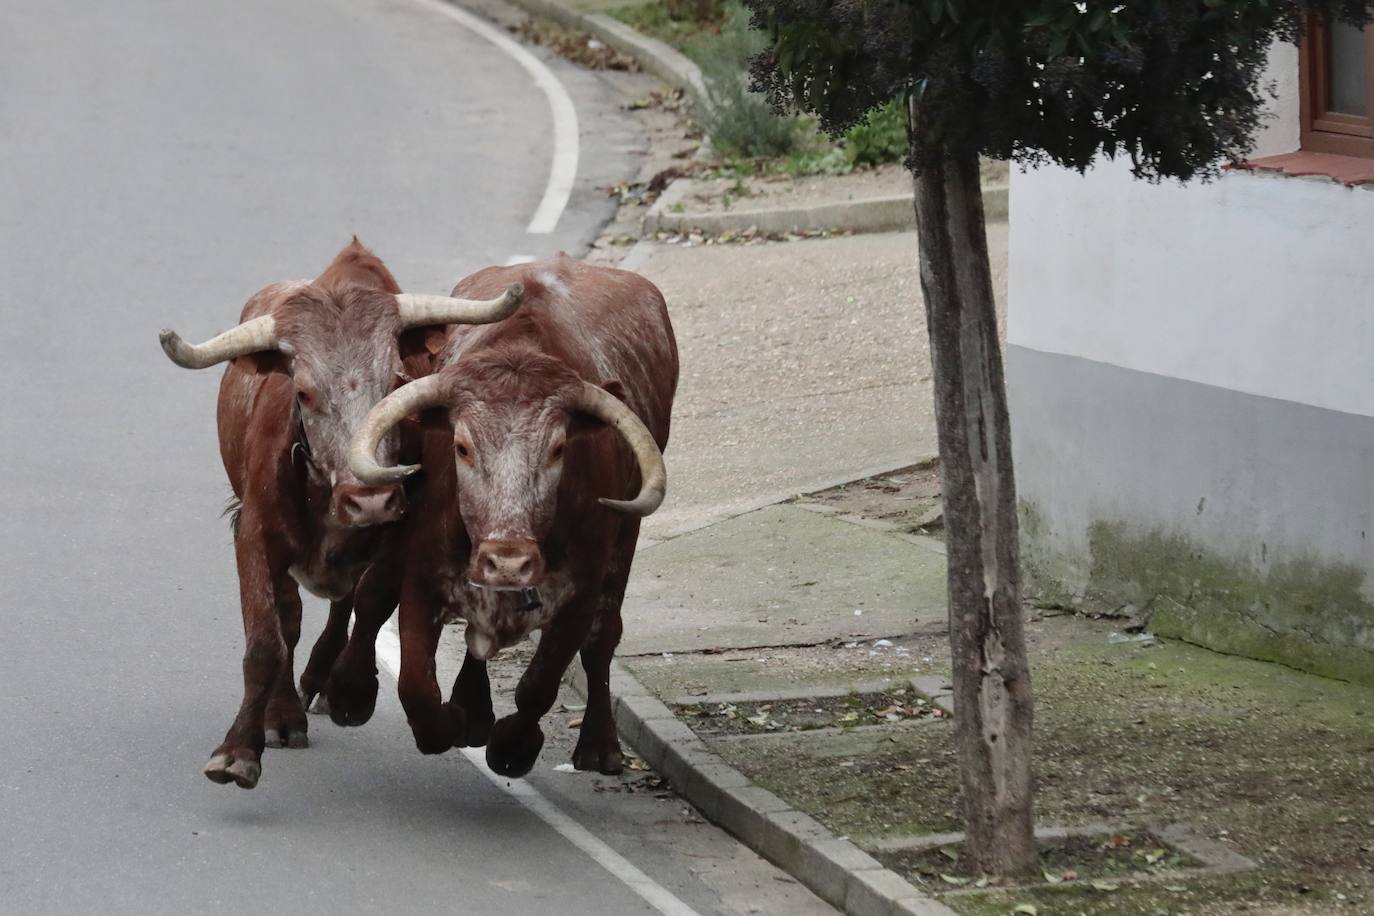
0,2,833,913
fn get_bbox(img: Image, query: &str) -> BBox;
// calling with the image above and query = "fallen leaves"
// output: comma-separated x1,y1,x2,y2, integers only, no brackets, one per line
651,225,855,247
511,18,639,71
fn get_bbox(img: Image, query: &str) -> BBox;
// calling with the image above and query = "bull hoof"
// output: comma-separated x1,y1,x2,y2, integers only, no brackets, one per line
571,740,624,776
264,726,309,750
486,716,544,779
326,671,378,728
452,700,494,748
307,692,331,716
203,752,261,789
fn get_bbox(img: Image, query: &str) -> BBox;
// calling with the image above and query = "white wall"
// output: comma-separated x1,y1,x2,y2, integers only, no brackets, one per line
1006,40,1374,418
1252,41,1300,159
1005,38,1374,680
1008,164,1374,419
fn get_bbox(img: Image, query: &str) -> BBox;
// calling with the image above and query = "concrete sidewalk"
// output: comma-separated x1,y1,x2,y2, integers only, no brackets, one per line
632,226,1008,542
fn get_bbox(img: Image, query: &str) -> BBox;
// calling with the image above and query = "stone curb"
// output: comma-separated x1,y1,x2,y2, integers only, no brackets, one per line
497,0,711,115
644,178,1010,237
493,0,1006,238
570,660,960,916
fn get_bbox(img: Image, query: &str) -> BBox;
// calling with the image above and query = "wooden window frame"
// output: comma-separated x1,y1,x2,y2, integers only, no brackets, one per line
1300,15,1374,157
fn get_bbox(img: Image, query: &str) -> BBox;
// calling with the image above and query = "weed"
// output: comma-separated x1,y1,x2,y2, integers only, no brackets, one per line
690,1,801,158
844,99,907,167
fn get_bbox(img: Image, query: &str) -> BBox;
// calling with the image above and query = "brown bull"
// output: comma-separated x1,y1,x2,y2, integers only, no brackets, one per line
350,254,676,777
159,239,522,788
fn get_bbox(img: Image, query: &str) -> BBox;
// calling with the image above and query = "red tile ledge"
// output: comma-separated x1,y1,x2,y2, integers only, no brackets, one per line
1230,151,1374,187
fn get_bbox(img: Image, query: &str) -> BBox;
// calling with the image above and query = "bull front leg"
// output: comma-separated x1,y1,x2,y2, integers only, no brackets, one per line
204,509,296,788
298,591,354,715
487,602,594,779
325,559,401,727
396,576,465,754
263,583,309,749
448,652,495,748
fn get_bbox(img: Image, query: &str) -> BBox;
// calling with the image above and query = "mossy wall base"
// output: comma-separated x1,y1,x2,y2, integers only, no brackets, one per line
1008,346,1374,686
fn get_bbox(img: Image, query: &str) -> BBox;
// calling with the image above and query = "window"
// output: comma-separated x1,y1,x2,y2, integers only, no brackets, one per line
1301,16,1374,157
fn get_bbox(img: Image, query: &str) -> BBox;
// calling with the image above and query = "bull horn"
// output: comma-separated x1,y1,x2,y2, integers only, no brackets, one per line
158,315,278,369
576,382,667,517
348,373,455,485
394,283,524,329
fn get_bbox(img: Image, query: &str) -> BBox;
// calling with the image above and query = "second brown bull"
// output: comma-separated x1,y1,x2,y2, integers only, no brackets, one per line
350,254,678,777
159,239,523,788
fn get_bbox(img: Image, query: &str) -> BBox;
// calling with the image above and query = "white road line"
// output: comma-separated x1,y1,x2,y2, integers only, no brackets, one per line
412,0,580,235
373,623,701,916
504,254,536,266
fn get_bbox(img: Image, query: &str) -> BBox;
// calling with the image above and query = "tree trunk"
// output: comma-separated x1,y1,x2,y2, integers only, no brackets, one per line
909,131,1038,876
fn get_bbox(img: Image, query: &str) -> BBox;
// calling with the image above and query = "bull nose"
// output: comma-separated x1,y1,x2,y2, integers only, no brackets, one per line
336,485,406,527
472,540,545,590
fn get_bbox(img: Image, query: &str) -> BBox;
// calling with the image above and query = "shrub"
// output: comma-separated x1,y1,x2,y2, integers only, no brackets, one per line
843,100,906,168
691,1,801,158
664,0,721,20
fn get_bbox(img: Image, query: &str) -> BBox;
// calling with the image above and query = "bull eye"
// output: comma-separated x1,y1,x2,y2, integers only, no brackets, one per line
455,440,474,465
549,441,565,464
296,389,318,413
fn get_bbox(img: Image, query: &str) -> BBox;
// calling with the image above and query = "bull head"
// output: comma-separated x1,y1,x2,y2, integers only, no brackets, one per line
346,357,666,587
158,266,523,530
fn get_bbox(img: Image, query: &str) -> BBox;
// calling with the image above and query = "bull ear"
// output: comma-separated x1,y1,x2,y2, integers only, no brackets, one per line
422,328,448,355
233,350,289,376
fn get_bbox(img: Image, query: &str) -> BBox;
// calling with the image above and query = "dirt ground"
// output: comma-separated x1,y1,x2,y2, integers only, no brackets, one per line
684,615,1374,915
798,460,944,535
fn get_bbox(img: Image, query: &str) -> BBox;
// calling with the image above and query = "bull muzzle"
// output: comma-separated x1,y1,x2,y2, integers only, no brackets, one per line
470,539,546,591
333,483,406,528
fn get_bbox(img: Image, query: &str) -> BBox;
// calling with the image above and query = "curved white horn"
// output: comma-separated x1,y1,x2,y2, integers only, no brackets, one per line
158,315,278,369
576,382,667,517
394,283,524,329
348,373,456,485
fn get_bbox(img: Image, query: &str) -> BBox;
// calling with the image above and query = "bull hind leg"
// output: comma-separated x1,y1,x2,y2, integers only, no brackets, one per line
263,584,309,749
298,592,354,716
205,521,297,788
573,537,636,775
487,603,594,779
572,611,625,775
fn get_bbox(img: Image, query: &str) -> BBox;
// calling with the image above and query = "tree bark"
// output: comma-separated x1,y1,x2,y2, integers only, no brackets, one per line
910,130,1037,876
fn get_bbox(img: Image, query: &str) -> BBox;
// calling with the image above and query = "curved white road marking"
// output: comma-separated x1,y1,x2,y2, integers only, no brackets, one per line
412,0,580,235
374,623,701,916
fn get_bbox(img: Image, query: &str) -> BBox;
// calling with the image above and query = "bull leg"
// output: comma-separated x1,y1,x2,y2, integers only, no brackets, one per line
263,584,309,749
325,560,400,728
448,652,495,748
204,511,291,789
487,604,594,779
299,592,354,715
397,577,464,754
573,528,638,774
572,610,625,775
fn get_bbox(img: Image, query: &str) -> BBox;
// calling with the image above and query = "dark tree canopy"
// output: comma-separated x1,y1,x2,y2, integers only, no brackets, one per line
746,0,1373,179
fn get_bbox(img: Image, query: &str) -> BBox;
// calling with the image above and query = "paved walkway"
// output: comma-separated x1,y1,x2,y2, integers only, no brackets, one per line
636,226,1009,542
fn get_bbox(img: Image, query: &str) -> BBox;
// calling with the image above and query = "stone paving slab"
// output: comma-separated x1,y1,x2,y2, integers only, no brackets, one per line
622,504,949,655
